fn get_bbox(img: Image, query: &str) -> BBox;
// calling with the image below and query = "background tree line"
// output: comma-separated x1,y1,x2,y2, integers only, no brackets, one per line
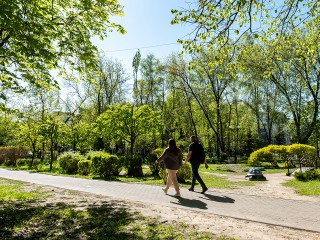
1,0,319,163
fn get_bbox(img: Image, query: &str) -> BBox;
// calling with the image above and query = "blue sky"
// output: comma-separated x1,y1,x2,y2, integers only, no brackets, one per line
93,0,192,76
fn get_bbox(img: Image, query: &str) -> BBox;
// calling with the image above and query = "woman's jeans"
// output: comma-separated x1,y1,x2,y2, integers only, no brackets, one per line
190,162,207,190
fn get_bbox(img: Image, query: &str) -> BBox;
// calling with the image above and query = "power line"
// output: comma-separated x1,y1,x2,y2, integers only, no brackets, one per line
105,42,180,53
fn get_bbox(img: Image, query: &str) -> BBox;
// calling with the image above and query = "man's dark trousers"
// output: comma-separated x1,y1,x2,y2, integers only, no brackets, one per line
190,162,207,190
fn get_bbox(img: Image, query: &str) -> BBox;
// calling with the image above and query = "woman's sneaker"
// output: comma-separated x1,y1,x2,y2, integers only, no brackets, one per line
173,192,181,197
162,188,168,194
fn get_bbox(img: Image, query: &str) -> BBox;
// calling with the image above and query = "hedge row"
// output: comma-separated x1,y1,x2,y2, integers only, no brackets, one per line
56,148,192,182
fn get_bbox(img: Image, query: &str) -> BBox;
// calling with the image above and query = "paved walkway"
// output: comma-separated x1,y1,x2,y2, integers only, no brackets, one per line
0,168,319,233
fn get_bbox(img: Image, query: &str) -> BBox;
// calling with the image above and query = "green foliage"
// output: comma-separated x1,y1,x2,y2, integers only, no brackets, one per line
1,0,125,93
0,146,30,166
294,169,320,181
95,103,162,154
152,148,164,158
288,144,316,156
144,153,158,175
144,148,164,175
89,151,120,179
58,152,86,174
248,144,316,168
120,155,144,177
177,163,192,183
78,160,92,176
248,146,274,166
16,158,41,169
158,163,192,184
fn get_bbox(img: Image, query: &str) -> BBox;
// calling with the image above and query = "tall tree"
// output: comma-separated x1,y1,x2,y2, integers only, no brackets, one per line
132,49,141,105
96,103,161,154
136,54,163,109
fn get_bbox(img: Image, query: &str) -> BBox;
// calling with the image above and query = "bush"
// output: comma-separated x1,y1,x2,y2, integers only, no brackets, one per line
58,152,86,174
78,160,92,176
121,155,143,177
294,169,320,181
145,153,159,175
89,151,120,179
158,163,192,184
0,146,30,166
248,144,316,168
16,158,41,169
16,158,30,167
177,163,192,183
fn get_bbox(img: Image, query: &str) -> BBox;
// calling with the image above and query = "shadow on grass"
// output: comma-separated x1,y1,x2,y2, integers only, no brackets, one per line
0,200,141,240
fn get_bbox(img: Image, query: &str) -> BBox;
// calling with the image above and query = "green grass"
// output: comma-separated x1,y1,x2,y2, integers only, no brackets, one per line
0,178,235,240
283,178,320,195
0,178,45,201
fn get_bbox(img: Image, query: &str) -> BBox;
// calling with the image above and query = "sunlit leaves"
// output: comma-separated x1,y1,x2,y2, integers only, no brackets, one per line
0,0,125,94
171,0,318,53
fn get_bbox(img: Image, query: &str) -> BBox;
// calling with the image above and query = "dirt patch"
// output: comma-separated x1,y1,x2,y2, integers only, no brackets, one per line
217,172,320,202
24,173,320,240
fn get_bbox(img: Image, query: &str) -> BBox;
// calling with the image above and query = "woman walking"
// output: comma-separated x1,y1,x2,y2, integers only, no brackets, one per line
156,139,183,197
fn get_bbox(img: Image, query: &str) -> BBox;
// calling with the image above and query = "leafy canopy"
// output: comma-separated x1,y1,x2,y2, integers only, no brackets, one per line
0,0,125,96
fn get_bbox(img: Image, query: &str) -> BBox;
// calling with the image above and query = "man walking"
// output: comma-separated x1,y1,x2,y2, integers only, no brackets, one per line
185,135,208,194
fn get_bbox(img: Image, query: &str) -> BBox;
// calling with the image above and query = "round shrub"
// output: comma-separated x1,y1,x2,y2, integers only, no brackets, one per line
88,151,120,179
58,152,86,174
177,163,192,183
78,160,92,176
158,163,192,184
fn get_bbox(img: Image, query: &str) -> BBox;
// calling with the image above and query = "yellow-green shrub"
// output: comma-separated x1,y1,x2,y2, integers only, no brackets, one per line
78,160,92,175
248,144,316,168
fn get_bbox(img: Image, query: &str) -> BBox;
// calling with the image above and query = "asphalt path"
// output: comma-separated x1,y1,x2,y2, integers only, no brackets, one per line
0,168,320,233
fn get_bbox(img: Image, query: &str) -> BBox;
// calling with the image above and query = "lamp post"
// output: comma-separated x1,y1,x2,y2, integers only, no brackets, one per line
228,125,232,161
235,125,240,164
229,125,240,163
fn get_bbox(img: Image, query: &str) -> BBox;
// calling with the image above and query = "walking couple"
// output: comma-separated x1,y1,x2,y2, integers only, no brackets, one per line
155,135,208,197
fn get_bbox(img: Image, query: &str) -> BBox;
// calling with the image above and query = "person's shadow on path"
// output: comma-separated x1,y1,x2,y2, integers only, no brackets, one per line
170,196,208,209
199,193,235,203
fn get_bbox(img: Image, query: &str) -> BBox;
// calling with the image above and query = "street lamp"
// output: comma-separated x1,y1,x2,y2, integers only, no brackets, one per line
235,125,240,164
229,125,240,163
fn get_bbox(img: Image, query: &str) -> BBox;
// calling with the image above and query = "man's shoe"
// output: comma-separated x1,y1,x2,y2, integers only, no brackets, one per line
188,188,194,192
201,187,208,194
162,188,168,194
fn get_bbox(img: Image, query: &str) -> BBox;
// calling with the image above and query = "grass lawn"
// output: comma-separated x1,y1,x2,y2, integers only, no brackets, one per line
283,178,320,195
